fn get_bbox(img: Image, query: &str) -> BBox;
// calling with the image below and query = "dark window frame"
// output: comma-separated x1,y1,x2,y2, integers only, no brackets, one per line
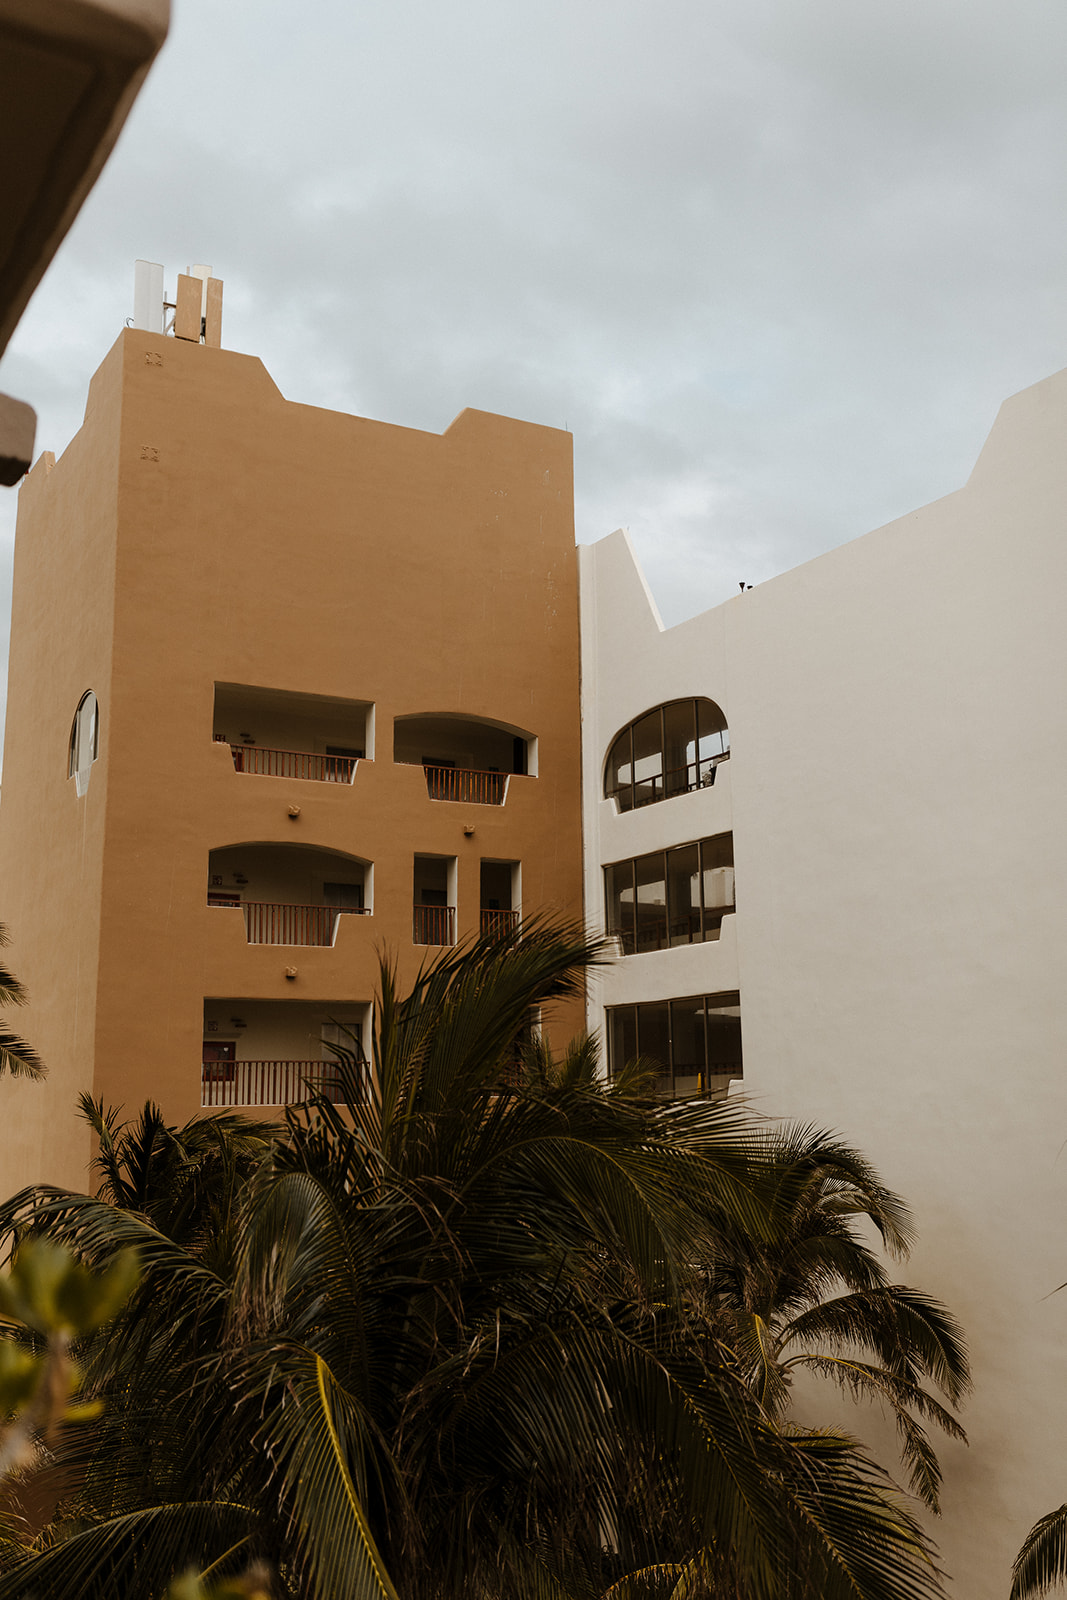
604,698,729,812
604,834,734,954
606,992,742,1097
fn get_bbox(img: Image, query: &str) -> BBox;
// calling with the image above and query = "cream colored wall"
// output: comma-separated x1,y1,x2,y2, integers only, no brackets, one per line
202,999,371,1061
578,369,1067,1600
579,529,740,1032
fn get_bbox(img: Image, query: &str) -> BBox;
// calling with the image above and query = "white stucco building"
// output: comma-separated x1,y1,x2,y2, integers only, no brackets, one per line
578,366,1067,1599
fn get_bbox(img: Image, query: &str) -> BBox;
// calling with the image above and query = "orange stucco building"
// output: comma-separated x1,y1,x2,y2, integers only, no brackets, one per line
0,325,584,1189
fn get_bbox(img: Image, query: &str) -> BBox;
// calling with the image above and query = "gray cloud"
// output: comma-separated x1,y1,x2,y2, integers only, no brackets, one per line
3,0,1067,728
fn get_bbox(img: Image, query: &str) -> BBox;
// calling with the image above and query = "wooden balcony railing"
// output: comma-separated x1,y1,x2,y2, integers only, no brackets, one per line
201,1059,344,1108
423,765,507,805
234,901,368,946
480,908,520,938
229,745,358,783
413,904,456,946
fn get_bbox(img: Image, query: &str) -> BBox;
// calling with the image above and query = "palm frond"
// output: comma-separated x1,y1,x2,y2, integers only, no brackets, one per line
0,1027,46,1080
1013,1506,1067,1600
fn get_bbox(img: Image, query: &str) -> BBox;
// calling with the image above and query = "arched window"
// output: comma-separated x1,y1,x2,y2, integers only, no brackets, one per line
604,698,728,812
68,691,99,797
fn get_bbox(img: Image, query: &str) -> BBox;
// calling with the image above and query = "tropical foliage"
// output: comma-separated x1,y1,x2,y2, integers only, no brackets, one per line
0,923,969,1600
1012,1507,1067,1600
707,1129,968,1511
0,926,44,1080
0,1239,139,1477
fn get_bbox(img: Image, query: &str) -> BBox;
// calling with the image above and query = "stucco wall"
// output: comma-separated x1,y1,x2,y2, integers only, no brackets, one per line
577,369,1067,1599
0,329,585,1179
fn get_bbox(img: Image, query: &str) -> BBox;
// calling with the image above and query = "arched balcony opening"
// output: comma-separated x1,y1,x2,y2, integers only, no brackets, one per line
394,713,536,805
604,698,728,813
214,683,371,783
207,843,371,946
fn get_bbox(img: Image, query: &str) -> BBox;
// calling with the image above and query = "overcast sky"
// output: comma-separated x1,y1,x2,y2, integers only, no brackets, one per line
3,0,1067,735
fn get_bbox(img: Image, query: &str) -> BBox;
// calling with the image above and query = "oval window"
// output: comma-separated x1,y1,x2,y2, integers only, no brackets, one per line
68,691,99,797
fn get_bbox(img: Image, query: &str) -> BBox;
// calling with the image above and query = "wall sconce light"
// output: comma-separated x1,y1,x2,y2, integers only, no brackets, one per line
288,805,301,819
285,967,298,981
463,823,475,837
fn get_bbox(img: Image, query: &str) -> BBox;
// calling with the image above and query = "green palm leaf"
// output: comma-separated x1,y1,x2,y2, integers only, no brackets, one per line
1012,1506,1067,1599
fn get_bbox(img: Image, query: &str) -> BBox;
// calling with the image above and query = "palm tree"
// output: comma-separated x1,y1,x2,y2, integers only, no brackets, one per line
1012,1507,1067,1599
708,1126,970,1511
0,925,44,1079
0,923,965,1600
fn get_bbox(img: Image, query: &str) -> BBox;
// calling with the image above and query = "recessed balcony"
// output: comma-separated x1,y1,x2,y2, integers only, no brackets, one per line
214,682,372,784
202,1057,343,1107
413,904,456,946
202,1000,368,1108
394,713,535,806
480,859,520,939
208,844,371,947
225,745,359,783
605,698,729,813
422,765,507,805
413,854,456,946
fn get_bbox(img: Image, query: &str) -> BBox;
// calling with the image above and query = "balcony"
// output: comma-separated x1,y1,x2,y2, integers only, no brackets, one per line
605,699,730,814
395,713,535,806
480,908,520,938
632,751,729,809
226,744,358,783
203,1000,369,1108
208,844,371,946
423,764,507,805
201,1059,343,1108
236,901,368,946
413,904,456,946
214,682,371,782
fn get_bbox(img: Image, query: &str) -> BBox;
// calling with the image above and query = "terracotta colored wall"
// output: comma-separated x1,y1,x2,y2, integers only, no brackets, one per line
0,340,134,1191
1,329,584,1181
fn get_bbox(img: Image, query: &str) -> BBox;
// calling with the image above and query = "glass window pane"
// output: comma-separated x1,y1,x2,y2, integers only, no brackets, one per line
631,711,663,807
667,844,700,947
670,997,707,1095
605,727,633,808
634,853,667,952
696,698,729,774
705,998,743,1081
700,833,735,941
608,1007,638,1078
636,1001,671,1093
701,832,733,871
662,701,697,796
604,861,636,954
